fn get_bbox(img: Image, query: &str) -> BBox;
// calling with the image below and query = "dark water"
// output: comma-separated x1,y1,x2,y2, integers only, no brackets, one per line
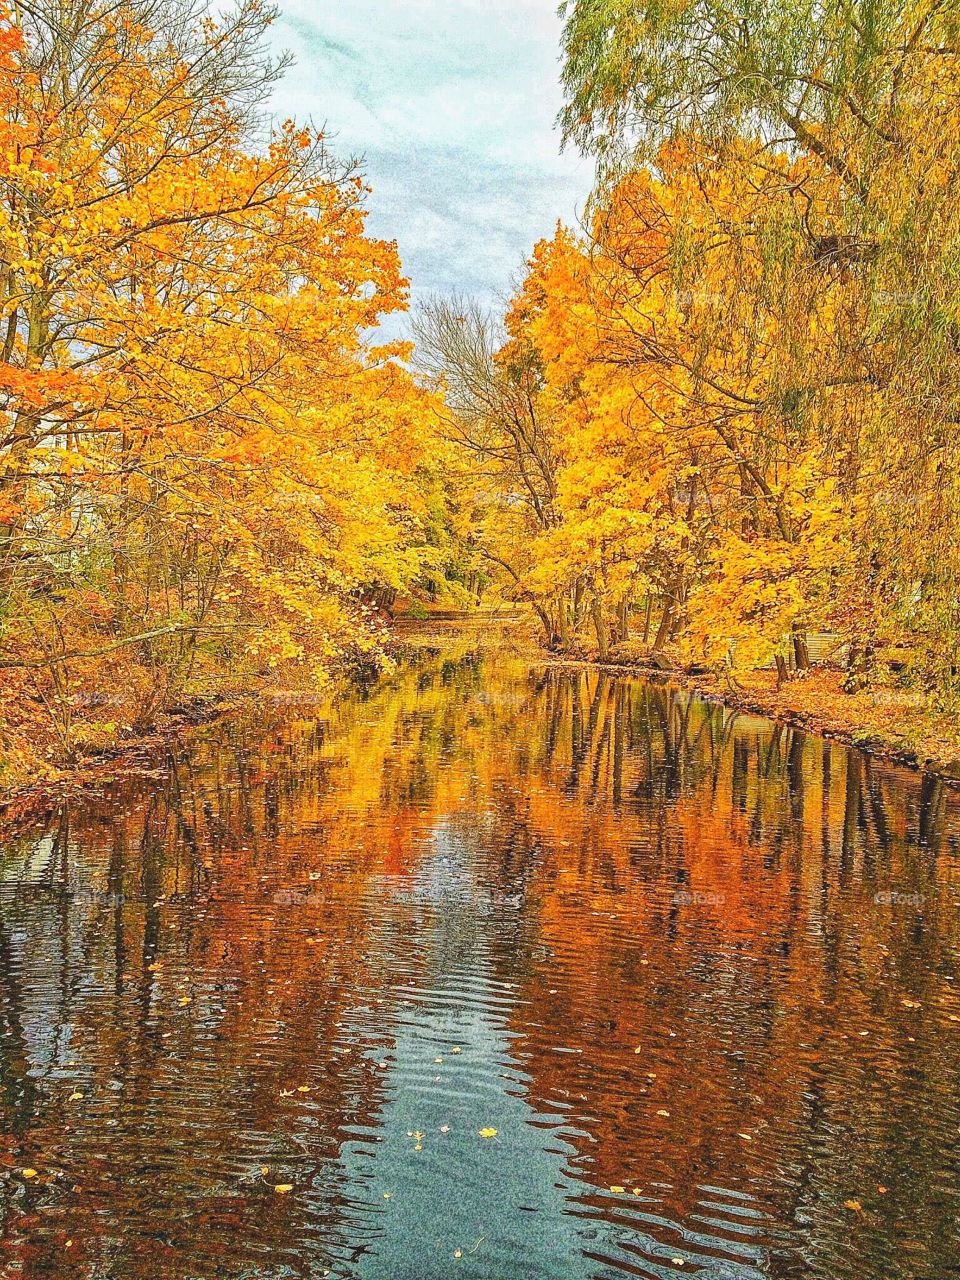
0,632,959,1279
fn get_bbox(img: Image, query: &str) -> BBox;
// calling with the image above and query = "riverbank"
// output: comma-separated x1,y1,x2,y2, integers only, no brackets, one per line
3,621,960,820
0,614,511,817
0,694,244,830
547,651,960,779
688,668,960,775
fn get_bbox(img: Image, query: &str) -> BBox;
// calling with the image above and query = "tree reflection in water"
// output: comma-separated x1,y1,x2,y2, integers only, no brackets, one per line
0,633,957,1279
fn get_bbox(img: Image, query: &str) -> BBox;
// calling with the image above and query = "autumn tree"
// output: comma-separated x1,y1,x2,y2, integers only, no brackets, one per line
555,0,960,689
0,0,442,774
412,294,575,644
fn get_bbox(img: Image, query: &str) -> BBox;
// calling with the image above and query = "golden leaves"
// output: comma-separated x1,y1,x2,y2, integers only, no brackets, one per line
0,0,440,774
481,96,960,689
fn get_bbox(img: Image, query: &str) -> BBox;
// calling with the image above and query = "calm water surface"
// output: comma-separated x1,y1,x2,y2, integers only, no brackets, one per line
0,631,958,1279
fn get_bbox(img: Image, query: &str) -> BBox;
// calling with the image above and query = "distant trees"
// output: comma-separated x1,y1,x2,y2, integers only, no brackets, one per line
413,295,568,644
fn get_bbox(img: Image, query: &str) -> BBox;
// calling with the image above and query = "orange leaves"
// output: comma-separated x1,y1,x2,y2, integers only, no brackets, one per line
473,120,875,671
0,0,442,773
0,363,83,411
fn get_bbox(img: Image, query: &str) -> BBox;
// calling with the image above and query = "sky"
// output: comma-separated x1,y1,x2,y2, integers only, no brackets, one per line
265,0,594,329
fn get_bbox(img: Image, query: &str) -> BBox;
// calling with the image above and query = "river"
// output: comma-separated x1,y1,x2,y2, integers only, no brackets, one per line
0,627,957,1279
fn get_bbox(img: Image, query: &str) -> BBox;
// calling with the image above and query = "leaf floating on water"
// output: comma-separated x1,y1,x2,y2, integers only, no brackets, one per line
610,1185,625,1193
274,1184,294,1194
69,1091,83,1101
453,1249,463,1259
450,1047,462,1055
21,1169,37,1179
901,999,921,1009
844,1199,862,1211
383,1192,392,1200
178,997,191,1006
656,1109,670,1117
478,1127,498,1139
877,1185,888,1194
296,1086,311,1093
738,1132,753,1141
439,1125,450,1133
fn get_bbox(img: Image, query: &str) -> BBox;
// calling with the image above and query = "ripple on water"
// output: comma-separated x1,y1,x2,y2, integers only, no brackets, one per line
0,648,958,1278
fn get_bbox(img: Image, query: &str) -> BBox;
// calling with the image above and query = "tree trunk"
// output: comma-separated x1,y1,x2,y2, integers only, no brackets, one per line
792,625,810,671
533,603,553,647
651,598,673,654
557,596,572,648
571,579,585,631
616,596,630,643
591,599,609,661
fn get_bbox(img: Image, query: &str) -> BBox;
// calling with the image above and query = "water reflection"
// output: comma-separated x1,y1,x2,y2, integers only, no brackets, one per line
0,634,958,1278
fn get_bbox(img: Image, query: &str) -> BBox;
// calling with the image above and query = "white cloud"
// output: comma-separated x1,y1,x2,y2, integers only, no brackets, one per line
264,0,593,325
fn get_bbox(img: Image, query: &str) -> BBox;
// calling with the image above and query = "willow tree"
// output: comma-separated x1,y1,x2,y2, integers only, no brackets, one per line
559,0,960,691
